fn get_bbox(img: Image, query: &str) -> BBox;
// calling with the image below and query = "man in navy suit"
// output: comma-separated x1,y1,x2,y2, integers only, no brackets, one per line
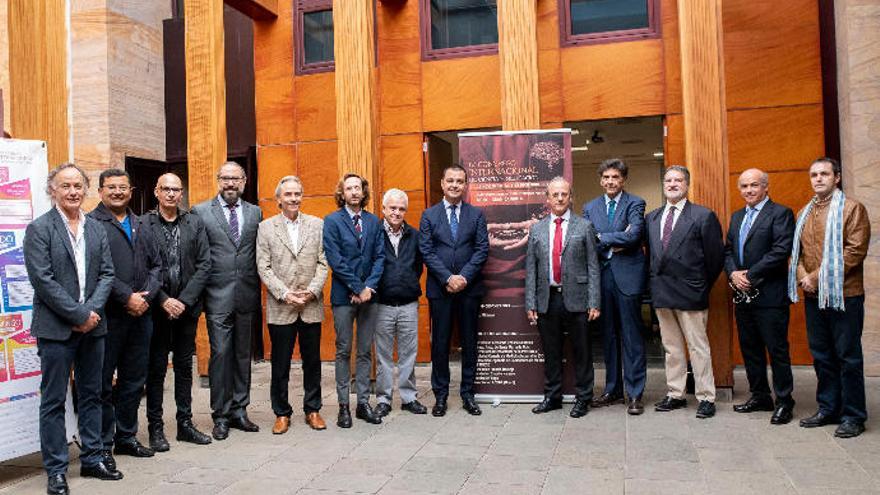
323,173,385,427
582,159,648,415
724,168,796,424
419,164,489,417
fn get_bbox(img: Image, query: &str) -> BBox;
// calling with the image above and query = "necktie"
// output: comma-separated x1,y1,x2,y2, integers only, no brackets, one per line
449,204,459,242
227,203,240,247
552,217,563,285
738,207,756,264
607,199,617,223
353,214,363,245
661,205,676,250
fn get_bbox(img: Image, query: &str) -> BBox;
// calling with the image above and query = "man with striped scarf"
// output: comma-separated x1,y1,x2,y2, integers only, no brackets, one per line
789,157,871,438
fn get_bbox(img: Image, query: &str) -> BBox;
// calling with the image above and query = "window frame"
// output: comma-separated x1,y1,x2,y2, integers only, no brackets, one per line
294,0,335,75
419,0,499,61
558,0,661,47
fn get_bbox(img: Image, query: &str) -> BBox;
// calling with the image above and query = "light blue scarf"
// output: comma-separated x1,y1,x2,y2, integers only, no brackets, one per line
788,188,846,310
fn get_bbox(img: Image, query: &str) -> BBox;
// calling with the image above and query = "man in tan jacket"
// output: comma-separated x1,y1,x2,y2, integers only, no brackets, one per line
256,176,329,434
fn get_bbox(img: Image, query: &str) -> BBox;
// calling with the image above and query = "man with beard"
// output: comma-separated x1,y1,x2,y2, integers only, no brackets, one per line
192,162,263,440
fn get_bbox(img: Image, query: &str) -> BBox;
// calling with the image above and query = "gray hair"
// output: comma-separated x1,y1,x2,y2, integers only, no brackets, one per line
740,168,769,187
664,165,690,184
217,161,246,179
382,188,409,208
546,176,573,196
46,163,90,195
274,175,303,197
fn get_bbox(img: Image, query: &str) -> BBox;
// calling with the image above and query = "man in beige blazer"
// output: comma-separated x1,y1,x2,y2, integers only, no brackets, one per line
256,176,329,434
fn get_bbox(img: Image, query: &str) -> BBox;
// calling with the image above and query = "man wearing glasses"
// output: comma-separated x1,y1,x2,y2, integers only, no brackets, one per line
143,173,213,451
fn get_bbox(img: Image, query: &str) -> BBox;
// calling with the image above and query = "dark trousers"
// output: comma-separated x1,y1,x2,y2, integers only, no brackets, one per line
598,265,647,399
102,313,153,447
429,294,480,400
38,333,105,476
269,319,322,417
537,290,594,402
206,310,255,422
146,313,198,426
804,296,866,423
734,304,794,403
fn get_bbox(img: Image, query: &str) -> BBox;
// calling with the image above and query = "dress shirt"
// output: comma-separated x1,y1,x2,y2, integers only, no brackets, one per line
217,194,243,239
660,198,688,233
442,198,461,225
57,205,87,303
548,209,571,287
284,213,301,252
384,220,402,256
601,192,623,259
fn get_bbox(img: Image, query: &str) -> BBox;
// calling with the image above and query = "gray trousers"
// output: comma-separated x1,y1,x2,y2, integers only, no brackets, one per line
375,302,419,405
332,302,377,405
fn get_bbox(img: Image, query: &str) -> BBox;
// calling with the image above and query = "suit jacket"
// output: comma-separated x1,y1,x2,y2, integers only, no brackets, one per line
582,191,647,296
257,212,328,324
24,208,115,340
322,208,385,306
525,213,601,313
723,199,795,307
144,208,212,317
419,201,489,299
192,197,262,314
645,200,724,310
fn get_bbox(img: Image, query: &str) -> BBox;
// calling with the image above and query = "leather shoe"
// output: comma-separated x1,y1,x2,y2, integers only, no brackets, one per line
462,397,482,416
799,411,840,428
654,396,688,412
532,397,562,414
627,396,644,416
834,421,865,438
229,415,260,432
375,402,392,418
337,404,353,428
355,403,383,424
177,420,212,445
733,395,775,413
570,399,590,418
47,473,69,495
212,421,230,440
114,439,154,458
432,398,448,417
148,423,170,452
770,402,795,425
305,412,327,430
401,400,428,415
591,392,624,408
101,450,116,472
272,416,290,435
81,461,123,481
696,400,716,419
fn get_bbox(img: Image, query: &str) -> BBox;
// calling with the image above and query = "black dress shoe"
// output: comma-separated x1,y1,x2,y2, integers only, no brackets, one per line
47,473,69,495
591,392,624,408
81,461,123,481
337,404,353,428
402,400,428,415
654,396,688,412
148,423,170,452
627,397,644,416
177,420,212,445
212,421,230,440
375,402,392,418
101,450,117,472
799,411,840,428
462,397,482,416
733,395,775,413
114,439,155,458
432,398,448,417
570,399,590,418
834,421,865,438
696,400,716,419
229,415,260,432
770,402,795,425
356,403,383,424
532,398,562,414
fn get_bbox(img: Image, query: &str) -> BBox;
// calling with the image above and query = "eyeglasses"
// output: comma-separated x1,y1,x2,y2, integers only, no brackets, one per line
218,176,245,183
103,185,132,192
159,186,183,194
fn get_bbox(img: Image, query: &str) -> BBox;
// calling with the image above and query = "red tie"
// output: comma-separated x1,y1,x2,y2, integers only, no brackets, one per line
553,217,563,284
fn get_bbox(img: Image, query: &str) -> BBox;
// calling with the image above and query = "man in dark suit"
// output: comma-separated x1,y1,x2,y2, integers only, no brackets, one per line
526,177,601,419
323,173,385,427
144,173,213,451
646,165,724,419
419,164,489,417
25,164,120,494
582,159,648,415
192,161,263,440
724,168,796,424
89,169,162,462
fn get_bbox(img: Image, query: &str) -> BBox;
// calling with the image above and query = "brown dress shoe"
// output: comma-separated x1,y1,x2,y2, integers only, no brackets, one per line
305,412,327,430
272,416,290,435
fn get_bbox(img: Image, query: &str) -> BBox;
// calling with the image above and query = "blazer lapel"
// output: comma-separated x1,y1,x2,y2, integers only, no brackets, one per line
743,201,771,246
211,199,238,246
562,214,575,253
51,210,77,265
537,217,551,261
663,203,694,257
296,217,312,256
275,215,297,257
611,193,629,230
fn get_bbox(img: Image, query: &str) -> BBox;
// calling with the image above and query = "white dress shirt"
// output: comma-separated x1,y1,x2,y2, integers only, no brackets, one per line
285,213,301,252
660,198,688,233
58,206,87,303
442,198,461,224
548,209,570,287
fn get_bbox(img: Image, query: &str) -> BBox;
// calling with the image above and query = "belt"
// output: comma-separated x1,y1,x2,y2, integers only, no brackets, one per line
379,299,418,307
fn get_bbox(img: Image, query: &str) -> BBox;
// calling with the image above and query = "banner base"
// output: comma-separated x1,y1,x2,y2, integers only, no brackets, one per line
474,394,579,404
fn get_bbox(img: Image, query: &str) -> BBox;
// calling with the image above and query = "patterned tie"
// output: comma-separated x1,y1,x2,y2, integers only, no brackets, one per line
607,199,617,223
449,204,459,242
738,207,756,265
661,205,676,251
227,203,240,247
353,214,363,245
552,217,563,285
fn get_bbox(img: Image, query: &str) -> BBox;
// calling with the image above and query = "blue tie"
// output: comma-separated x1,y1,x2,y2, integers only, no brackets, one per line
607,199,617,223
449,204,459,242
738,207,756,264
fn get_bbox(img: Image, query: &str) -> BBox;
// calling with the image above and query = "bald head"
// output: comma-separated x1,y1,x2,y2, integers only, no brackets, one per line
155,173,184,211
737,168,769,207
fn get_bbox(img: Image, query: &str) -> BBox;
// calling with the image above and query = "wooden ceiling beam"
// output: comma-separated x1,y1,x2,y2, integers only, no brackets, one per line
224,0,278,20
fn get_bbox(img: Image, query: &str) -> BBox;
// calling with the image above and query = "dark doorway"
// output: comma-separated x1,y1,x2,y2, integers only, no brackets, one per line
125,157,186,216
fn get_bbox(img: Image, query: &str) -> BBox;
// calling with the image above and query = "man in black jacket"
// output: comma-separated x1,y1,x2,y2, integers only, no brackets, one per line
144,173,213,451
88,169,162,464
374,189,427,417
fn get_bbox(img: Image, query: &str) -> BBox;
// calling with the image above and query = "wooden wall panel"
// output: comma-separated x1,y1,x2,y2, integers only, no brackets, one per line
661,0,682,115
298,140,339,194
535,0,563,125
377,0,422,135
295,73,337,142
560,40,665,122
422,56,502,132
664,114,685,165
727,170,813,219
253,0,294,146
256,144,297,203
498,0,540,130
300,195,341,219
379,133,425,192
727,105,825,173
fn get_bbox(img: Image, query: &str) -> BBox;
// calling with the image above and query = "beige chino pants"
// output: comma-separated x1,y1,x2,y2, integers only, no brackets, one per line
655,308,716,403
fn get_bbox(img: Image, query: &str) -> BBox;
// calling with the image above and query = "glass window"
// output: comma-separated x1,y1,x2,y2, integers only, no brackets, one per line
561,0,659,46
295,0,334,74
422,0,499,60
